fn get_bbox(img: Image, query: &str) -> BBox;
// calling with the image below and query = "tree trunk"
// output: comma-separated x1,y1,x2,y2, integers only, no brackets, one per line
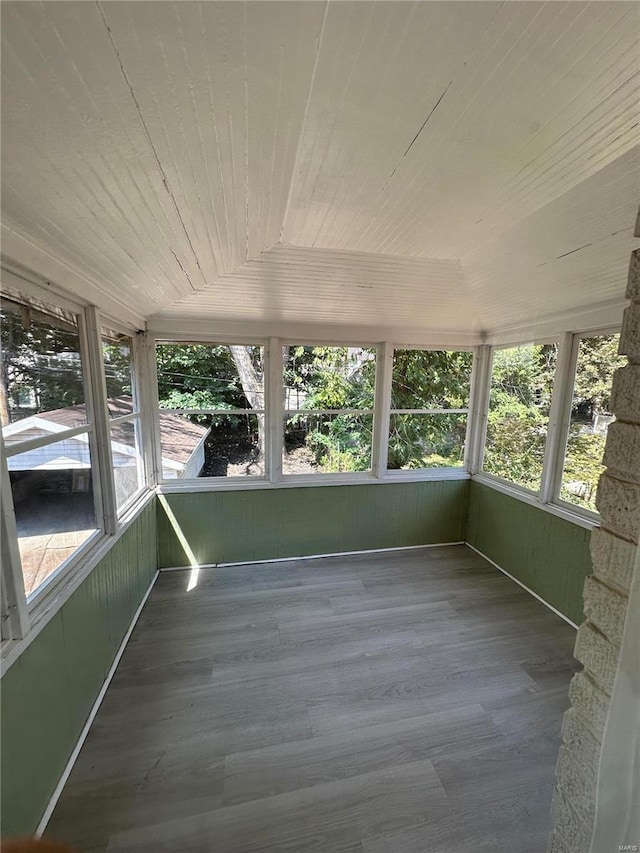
229,346,265,462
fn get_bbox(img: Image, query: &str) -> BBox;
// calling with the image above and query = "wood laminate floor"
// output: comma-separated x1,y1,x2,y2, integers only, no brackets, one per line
46,545,579,853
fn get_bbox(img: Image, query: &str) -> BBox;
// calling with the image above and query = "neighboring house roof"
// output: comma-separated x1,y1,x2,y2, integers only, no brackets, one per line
3,397,209,467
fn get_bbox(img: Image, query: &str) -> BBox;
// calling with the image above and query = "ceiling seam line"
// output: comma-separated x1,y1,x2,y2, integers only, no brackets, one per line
95,0,204,291
278,0,330,245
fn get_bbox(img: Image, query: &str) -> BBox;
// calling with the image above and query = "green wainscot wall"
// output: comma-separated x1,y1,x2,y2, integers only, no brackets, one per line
157,480,470,568
466,480,592,624
0,500,157,837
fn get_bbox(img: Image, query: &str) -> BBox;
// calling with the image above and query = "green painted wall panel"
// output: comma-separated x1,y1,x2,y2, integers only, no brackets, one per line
0,500,157,837
157,480,469,568
466,480,592,624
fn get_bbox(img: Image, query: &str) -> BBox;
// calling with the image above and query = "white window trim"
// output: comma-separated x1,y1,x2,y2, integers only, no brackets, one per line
472,472,598,531
465,344,492,474
372,341,392,477
281,342,378,479
0,489,155,674
153,338,269,485
84,306,117,534
384,346,474,478
0,283,154,648
267,337,283,484
151,338,480,488
481,337,561,502
0,440,29,641
478,325,621,524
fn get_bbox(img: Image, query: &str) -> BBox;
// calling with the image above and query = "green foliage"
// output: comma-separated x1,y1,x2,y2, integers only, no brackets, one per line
1,302,85,419
305,415,373,472
483,344,557,489
560,430,606,511
387,413,467,470
285,348,472,472
391,349,472,410
102,342,132,398
571,335,624,420
156,344,256,411
484,337,621,506
285,347,376,471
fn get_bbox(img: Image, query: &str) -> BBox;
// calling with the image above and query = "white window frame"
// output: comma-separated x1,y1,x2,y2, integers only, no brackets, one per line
154,336,475,492
478,336,561,498
0,276,152,650
101,325,147,516
280,342,379,482
152,335,269,486
476,326,620,526
548,326,621,521
383,346,475,477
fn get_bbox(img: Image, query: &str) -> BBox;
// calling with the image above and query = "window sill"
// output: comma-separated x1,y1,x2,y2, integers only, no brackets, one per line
158,468,470,494
472,473,599,530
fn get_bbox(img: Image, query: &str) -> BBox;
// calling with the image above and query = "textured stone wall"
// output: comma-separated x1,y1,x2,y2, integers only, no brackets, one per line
548,231,640,852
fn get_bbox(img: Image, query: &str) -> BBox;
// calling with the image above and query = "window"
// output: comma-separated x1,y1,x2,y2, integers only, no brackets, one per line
559,333,624,512
155,343,265,478
388,349,472,470
1,297,99,598
283,346,376,474
483,343,558,491
102,331,145,511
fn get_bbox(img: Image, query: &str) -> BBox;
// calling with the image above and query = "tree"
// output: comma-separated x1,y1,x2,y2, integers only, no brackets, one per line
155,343,265,468
284,346,376,472
483,344,557,489
0,302,84,425
387,350,472,469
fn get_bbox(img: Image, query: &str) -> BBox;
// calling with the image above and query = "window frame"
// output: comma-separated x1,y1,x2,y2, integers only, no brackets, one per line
152,335,269,486
153,336,475,491
101,327,147,515
0,280,153,647
478,336,561,498
384,346,475,476
1,302,106,606
548,327,621,520
477,326,620,524
281,343,379,480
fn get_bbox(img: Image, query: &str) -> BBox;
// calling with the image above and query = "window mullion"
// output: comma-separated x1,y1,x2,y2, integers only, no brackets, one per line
267,337,283,484
83,306,117,534
133,332,157,490
0,437,30,641
372,342,393,478
467,345,493,475
540,332,579,504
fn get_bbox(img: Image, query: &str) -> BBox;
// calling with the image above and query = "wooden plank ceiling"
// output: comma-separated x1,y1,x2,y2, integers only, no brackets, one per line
1,1,638,337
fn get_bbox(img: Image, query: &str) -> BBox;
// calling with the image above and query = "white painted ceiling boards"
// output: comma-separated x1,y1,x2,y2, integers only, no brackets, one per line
1,1,639,340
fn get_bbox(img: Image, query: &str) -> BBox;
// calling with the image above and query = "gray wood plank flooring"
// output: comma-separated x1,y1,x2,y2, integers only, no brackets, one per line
45,545,578,852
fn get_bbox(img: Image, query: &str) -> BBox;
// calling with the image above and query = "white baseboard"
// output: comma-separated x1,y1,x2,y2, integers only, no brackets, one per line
158,541,466,572
466,542,579,629
35,570,159,836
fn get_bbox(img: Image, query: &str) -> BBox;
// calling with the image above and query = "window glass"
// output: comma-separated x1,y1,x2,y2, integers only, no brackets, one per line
283,413,373,474
6,435,98,597
483,343,558,491
391,349,472,410
388,413,468,469
388,349,471,470
560,334,624,511
111,418,144,510
102,334,135,416
283,346,376,474
156,344,265,478
1,298,86,430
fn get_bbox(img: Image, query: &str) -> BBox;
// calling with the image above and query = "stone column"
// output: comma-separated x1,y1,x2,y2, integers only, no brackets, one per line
548,221,640,853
